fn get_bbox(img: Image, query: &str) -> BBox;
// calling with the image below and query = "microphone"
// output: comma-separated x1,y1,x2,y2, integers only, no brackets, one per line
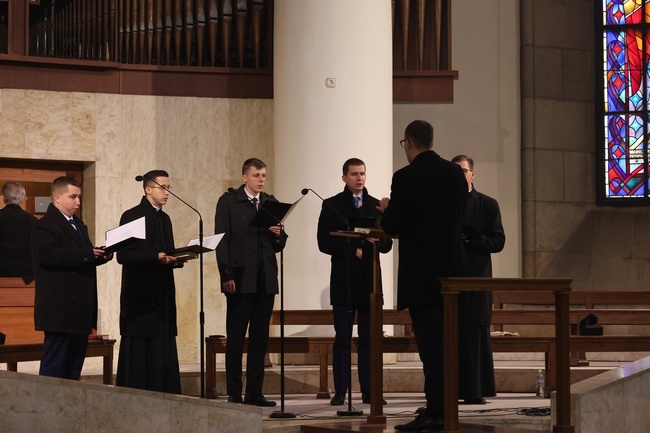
302,188,350,230
135,175,144,182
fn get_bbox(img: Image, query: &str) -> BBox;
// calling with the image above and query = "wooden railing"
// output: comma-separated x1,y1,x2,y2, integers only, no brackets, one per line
0,0,456,102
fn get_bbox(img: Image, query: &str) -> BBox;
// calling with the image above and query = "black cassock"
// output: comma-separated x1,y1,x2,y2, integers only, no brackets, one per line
458,188,505,400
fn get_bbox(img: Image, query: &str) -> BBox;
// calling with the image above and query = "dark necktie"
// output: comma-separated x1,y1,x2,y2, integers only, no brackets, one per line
252,197,259,211
353,196,361,209
69,218,85,242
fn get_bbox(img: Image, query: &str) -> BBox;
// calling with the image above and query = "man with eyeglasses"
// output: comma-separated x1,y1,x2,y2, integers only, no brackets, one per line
116,169,185,393
452,154,505,406
377,120,467,431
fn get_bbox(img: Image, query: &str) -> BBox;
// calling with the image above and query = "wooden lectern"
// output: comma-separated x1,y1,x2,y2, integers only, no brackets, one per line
330,229,394,425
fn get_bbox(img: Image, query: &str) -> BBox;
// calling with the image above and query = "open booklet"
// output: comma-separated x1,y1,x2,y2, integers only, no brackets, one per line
104,216,146,253
166,233,224,260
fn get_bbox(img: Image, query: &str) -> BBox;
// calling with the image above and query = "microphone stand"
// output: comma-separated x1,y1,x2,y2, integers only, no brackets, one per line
142,176,206,399
255,202,296,419
303,188,362,417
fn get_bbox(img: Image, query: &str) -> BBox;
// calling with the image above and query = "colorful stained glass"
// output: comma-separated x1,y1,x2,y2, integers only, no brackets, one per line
601,0,650,199
604,0,643,25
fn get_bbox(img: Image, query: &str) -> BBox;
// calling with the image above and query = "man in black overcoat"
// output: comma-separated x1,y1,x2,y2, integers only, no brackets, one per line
317,158,392,406
32,176,113,379
116,170,183,394
215,158,288,407
378,120,468,431
0,182,37,281
452,154,505,404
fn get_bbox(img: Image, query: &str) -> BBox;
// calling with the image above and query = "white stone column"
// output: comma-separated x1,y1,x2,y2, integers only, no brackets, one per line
274,0,394,328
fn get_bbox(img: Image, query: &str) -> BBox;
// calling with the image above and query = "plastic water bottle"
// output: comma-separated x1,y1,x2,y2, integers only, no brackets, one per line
535,369,545,398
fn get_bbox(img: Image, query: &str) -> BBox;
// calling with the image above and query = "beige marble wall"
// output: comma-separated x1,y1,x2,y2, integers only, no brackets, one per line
0,88,274,363
0,370,261,433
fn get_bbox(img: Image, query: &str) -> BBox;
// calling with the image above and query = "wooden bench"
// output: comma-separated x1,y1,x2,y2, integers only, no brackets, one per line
1,277,116,385
205,306,650,399
493,290,650,365
0,338,117,384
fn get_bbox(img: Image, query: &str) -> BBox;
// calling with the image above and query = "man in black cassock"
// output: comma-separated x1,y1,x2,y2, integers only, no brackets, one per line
116,170,184,394
452,155,505,405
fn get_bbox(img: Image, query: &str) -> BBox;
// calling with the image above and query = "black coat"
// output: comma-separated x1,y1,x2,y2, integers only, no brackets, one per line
380,150,468,309
459,188,505,325
214,185,287,294
0,203,37,279
32,203,109,334
117,197,178,338
317,186,392,306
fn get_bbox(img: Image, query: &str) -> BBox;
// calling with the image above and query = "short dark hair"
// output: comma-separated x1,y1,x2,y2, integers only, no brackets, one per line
404,120,434,150
51,176,81,197
451,154,474,170
242,158,266,175
142,170,169,189
342,158,365,175
3,182,26,205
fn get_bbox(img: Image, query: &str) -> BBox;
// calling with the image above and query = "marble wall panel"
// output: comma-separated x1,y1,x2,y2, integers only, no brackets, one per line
35,381,86,433
0,89,272,364
95,93,124,179
1,90,31,155
0,373,39,433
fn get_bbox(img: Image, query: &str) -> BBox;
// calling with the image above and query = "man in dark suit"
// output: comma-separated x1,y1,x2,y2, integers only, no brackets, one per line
116,170,184,394
452,154,505,405
0,182,38,281
215,158,288,407
32,176,113,379
378,120,467,431
317,158,392,406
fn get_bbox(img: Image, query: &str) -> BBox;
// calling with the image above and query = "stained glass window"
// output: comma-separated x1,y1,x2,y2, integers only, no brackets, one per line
599,0,650,201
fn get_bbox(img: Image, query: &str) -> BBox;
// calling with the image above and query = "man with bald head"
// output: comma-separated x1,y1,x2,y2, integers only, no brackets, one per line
32,176,113,379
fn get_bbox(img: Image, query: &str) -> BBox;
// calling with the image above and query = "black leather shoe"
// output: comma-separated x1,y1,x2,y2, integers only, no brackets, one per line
394,413,444,431
361,393,387,405
243,394,277,407
461,398,487,405
227,395,243,403
415,405,426,414
330,393,345,406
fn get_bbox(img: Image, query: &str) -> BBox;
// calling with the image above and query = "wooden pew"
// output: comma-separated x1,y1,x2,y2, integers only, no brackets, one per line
0,277,42,344
205,304,650,400
0,339,117,384
1,277,116,384
492,290,650,365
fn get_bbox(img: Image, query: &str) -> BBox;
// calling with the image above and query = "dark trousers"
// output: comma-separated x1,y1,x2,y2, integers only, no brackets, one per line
225,292,275,397
39,331,89,380
409,305,444,417
332,303,371,395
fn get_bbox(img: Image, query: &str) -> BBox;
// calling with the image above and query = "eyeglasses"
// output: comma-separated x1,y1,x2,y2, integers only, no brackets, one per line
399,139,407,148
151,186,172,191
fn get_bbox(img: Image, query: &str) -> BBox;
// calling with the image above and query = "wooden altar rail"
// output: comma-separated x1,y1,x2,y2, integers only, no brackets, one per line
441,277,574,433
